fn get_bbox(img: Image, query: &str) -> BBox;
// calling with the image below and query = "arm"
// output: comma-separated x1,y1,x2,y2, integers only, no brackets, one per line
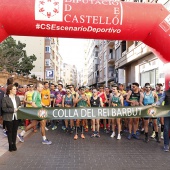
62,95,65,107
104,92,107,103
109,93,113,107
2,98,14,113
126,91,133,104
139,93,144,106
100,97,104,107
153,91,158,103
120,95,124,106
86,96,90,107
23,92,27,103
156,92,166,105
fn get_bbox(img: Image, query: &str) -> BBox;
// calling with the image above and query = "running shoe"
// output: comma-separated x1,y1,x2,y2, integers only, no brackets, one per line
155,136,160,143
62,126,66,131
52,125,57,130
164,145,169,152
70,128,74,134
132,134,139,140
150,131,156,138
3,130,7,137
96,133,100,138
161,132,164,139
45,127,49,131
144,137,149,143
65,128,69,133
74,134,78,140
42,139,52,145
91,133,96,138
110,132,115,138
17,134,24,143
81,133,85,139
117,134,121,140
127,133,132,140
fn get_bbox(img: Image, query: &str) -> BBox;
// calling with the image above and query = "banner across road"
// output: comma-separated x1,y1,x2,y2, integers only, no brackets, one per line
17,105,170,120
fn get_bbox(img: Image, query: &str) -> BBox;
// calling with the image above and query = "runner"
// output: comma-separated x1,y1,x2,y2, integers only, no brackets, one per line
41,82,51,130
98,86,107,131
50,83,57,130
153,83,164,140
23,84,36,131
17,83,52,145
110,85,124,140
155,81,170,151
105,87,111,133
62,87,75,133
139,83,159,143
84,86,92,132
54,83,66,130
126,82,142,140
74,87,90,140
90,88,103,138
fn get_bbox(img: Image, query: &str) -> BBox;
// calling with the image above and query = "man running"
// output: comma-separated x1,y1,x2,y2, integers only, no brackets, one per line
74,87,90,140
17,83,52,145
110,85,124,140
139,83,159,143
23,84,36,131
126,82,142,140
62,87,75,133
90,89,103,138
50,83,57,130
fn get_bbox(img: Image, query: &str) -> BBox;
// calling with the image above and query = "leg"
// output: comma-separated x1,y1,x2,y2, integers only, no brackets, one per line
40,120,46,137
160,117,164,139
164,117,170,146
5,121,13,151
128,118,133,134
110,119,115,138
144,118,149,142
12,119,19,151
116,118,121,140
133,118,139,134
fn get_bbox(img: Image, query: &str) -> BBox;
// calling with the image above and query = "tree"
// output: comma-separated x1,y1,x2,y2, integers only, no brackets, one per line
0,37,37,75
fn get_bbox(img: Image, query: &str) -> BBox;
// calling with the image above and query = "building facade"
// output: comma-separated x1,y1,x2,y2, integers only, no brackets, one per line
63,63,77,87
13,36,62,84
86,0,170,88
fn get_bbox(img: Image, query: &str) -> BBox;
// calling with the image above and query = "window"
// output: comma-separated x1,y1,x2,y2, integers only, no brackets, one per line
140,69,158,87
45,46,50,53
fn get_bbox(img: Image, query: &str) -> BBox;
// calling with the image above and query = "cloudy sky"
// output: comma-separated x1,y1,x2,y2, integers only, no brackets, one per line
58,38,87,71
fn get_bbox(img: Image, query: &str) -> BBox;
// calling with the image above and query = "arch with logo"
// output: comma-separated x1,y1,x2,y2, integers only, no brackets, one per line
0,0,170,88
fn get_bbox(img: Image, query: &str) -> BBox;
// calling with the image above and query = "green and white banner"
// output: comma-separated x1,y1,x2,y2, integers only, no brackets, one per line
17,105,170,120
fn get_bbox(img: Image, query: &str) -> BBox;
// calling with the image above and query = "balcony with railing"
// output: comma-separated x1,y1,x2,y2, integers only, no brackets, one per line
115,42,151,69
108,52,115,64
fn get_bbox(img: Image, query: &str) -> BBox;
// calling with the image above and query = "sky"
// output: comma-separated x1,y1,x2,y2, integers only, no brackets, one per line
58,38,87,71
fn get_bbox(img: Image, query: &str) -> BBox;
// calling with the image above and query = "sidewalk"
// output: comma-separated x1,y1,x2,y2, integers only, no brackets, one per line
0,127,31,157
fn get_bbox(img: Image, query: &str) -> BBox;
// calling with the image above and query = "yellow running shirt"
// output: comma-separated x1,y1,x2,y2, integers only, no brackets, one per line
41,88,50,106
26,91,34,107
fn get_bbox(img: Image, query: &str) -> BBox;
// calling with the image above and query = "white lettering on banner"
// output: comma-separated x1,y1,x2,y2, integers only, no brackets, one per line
63,0,123,26
36,23,122,34
65,0,119,6
52,107,143,118
64,14,120,25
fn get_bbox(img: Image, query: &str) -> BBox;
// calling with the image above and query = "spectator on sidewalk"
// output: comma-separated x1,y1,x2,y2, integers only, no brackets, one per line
2,84,21,152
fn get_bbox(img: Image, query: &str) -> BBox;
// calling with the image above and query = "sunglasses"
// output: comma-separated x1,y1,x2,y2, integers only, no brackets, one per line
93,91,97,93
66,90,70,92
145,86,151,88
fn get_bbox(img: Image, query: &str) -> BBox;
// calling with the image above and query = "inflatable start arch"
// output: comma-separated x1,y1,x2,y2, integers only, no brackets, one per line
0,0,170,87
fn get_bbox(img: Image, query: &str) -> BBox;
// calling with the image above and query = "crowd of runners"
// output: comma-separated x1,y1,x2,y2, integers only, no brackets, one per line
0,77,170,152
